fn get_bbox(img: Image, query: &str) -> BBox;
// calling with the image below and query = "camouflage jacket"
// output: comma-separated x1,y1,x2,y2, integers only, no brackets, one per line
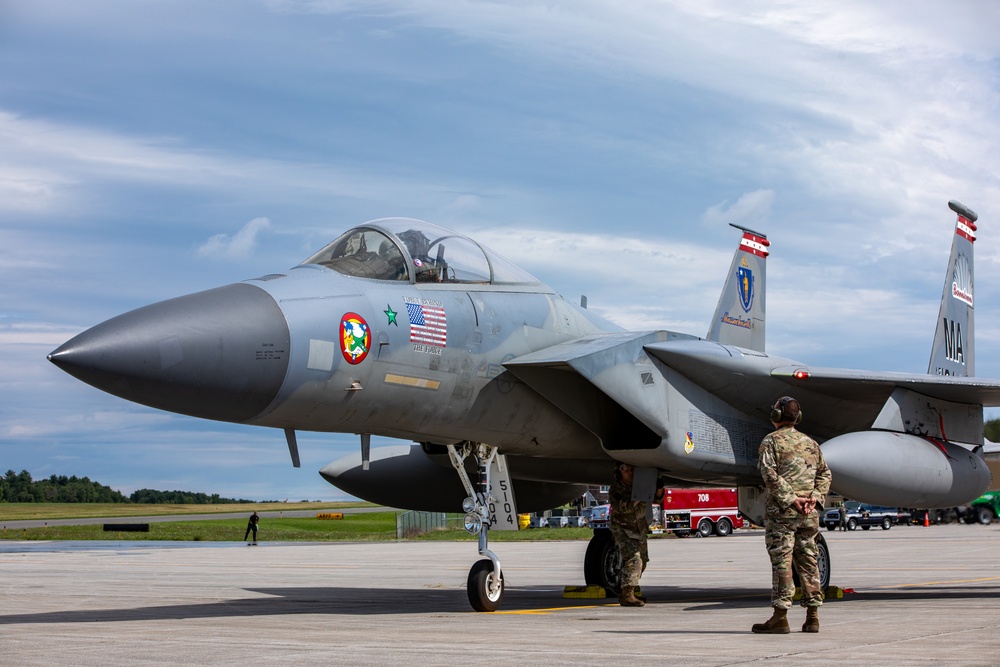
609,474,648,540
758,426,832,519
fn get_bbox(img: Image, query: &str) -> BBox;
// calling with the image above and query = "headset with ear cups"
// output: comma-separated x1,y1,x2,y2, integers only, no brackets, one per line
770,396,803,425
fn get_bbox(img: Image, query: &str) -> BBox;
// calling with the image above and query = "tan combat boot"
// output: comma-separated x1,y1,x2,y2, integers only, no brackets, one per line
802,606,819,633
619,586,645,607
751,607,789,634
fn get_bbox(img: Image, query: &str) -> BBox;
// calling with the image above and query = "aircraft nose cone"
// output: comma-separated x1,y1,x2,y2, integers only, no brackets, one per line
48,283,290,423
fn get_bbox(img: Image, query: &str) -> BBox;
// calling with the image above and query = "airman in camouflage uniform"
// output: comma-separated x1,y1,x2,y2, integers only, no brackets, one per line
752,396,832,635
609,463,662,607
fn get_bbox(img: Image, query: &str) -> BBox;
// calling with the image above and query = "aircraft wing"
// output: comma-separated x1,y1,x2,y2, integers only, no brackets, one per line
646,338,1000,441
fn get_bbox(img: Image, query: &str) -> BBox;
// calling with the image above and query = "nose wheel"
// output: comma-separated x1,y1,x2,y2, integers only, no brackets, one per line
468,558,505,612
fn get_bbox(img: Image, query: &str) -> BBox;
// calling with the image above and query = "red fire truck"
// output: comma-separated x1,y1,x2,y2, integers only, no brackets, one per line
661,487,744,537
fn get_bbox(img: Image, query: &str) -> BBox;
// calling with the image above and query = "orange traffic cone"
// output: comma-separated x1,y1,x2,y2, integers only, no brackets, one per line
923,511,930,527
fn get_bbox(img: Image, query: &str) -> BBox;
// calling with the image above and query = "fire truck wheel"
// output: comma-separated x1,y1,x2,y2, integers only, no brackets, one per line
697,518,714,538
714,517,732,536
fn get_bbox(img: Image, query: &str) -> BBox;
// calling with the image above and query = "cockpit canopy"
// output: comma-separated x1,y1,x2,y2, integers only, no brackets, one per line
303,218,540,285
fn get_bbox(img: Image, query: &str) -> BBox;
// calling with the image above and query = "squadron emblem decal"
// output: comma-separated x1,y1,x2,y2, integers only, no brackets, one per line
340,312,371,364
737,258,754,313
684,432,695,454
951,254,973,306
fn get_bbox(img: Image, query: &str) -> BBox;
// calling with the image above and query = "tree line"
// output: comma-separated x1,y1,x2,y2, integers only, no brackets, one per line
0,470,251,504
6,419,1000,502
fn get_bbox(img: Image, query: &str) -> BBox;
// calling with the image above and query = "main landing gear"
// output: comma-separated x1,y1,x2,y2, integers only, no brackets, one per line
584,528,831,597
447,442,514,612
791,532,831,591
584,528,622,595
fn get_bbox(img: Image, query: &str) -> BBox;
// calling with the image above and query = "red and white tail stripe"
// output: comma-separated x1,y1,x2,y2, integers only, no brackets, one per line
739,232,770,258
956,214,977,244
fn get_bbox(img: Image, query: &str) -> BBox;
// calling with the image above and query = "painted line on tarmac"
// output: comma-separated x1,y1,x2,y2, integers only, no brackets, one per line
880,575,1000,588
496,603,614,615
494,590,770,614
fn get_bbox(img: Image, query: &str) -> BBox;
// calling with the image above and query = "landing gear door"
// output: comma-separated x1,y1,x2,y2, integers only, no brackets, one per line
738,486,766,527
487,454,519,531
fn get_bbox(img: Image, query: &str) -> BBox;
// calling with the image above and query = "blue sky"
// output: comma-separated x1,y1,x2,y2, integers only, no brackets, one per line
2,1,999,501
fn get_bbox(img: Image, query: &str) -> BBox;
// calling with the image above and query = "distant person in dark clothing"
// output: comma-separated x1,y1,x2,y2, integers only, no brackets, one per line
244,511,259,542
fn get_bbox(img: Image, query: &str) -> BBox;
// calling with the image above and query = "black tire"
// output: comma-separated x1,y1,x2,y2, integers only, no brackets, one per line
674,529,691,538
467,559,504,612
816,533,831,590
697,518,714,538
791,533,832,591
976,506,995,525
714,517,733,537
861,525,870,531
847,518,858,531
826,525,836,531
584,529,621,595
881,517,892,530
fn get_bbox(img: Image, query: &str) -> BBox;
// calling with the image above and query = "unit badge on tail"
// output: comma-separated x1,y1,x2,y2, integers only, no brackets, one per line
737,260,754,313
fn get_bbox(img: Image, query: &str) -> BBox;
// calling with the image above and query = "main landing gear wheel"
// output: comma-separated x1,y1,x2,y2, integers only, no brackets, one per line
584,529,622,595
468,559,504,612
791,532,831,591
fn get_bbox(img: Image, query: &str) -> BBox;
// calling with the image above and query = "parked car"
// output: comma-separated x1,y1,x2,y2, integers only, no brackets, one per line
824,501,898,531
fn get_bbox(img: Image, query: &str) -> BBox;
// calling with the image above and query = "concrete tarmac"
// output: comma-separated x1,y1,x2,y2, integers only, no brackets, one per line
2,524,999,666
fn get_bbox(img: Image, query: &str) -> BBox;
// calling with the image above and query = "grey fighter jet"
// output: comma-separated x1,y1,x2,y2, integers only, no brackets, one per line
49,201,1000,611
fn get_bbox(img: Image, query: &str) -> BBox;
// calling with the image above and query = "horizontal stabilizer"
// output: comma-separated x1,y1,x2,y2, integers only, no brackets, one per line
770,366,1000,407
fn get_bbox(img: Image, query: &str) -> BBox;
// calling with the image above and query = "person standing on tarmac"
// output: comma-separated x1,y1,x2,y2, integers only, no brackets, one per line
609,462,663,607
752,396,832,634
244,511,260,543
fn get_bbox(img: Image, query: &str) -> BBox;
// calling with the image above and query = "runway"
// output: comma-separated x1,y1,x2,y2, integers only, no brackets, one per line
0,505,393,530
2,524,999,666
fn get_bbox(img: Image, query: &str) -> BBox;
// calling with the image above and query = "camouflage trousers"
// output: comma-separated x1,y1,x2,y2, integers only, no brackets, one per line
764,514,823,609
611,527,648,587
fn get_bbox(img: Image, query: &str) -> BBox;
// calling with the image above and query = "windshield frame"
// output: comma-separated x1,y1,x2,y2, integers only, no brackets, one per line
301,218,543,287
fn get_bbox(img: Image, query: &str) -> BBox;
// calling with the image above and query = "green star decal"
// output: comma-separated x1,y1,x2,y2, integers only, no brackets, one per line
384,304,398,326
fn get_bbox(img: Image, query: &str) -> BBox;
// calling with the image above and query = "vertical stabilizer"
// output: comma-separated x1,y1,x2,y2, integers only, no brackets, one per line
706,224,769,352
928,200,978,376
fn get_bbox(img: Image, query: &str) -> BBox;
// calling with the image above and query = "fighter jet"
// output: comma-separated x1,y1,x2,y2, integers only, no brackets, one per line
49,201,1000,611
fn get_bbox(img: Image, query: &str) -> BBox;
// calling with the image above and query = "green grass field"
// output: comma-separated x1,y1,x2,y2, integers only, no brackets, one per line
0,506,597,542
0,501,367,521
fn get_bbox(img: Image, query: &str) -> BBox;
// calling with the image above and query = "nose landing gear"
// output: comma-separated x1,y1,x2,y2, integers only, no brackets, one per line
446,442,517,612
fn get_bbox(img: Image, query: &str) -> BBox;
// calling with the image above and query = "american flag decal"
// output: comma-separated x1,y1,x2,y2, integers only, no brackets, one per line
405,298,447,347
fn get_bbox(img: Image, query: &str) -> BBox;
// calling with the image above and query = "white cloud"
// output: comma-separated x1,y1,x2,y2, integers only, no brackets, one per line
197,217,273,259
702,190,775,229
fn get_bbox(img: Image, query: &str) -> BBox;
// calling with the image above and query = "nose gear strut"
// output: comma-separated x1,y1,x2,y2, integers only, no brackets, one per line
446,442,517,611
